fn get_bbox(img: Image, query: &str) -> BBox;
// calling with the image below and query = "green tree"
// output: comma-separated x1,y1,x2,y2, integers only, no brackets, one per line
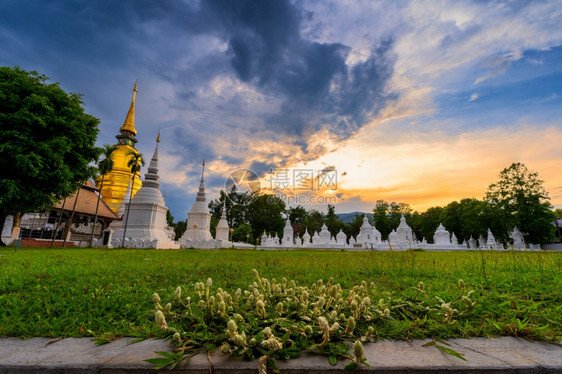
0,66,100,245
174,220,187,241
457,198,489,242
302,209,324,236
486,163,556,245
88,145,116,246
373,200,391,240
325,204,344,237
208,185,252,229
210,215,219,238
233,223,254,243
372,200,411,240
388,202,412,229
246,194,285,239
121,151,144,246
418,206,443,244
440,201,461,241
288,205,308,238
166,209,174,227
554,208,562,220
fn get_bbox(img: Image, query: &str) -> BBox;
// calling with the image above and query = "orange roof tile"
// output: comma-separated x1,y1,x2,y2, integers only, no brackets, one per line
53,180,119,220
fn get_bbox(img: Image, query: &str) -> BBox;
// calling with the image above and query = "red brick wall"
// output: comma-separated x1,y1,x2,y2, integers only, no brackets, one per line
19,238,75,248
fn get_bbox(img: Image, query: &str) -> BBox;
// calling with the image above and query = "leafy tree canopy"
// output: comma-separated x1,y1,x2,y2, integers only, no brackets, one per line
0,66,100,232
486,162,556,245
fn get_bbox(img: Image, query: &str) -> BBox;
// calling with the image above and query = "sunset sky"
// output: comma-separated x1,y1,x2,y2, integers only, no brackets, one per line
2,0,562,218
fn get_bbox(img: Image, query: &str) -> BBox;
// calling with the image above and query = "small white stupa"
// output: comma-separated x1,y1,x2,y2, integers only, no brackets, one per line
112,134,180,249
358,215,374,244
282,218,294,246
312,230,320,244
433,223,451,246
336,229,347,245
319,224,331,244
396,215,413,244
302,229,311,245
510,227,526,250
215,200,230,242
181,160,212,243
451,233,459,246
486,228,497,250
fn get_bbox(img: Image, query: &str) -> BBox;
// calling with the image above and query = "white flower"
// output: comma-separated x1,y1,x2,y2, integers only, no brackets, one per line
152,293,161,303
154,310,167,330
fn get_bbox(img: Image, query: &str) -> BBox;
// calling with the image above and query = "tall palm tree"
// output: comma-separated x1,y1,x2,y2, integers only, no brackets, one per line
121,151,144,247
88,145,117,247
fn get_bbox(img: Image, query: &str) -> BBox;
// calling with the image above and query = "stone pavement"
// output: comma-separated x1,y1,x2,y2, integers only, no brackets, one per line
0,337,560,373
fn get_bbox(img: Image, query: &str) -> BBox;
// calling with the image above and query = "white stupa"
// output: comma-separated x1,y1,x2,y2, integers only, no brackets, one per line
358,215,380,245
215,200,230,242
451,233,459,246
312,230,320,244
510,227,526,250
181,160,212,243
261,231,268,246
396,215,413,244
319,224,331,244
282,218,294,246
336,229,347,245
433,223,452,246
112,135,180,249
486,228,497,249
302,229,311,245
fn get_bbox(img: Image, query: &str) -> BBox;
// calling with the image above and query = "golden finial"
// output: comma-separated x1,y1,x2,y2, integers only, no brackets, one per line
202,158,205,167
156,130,160,143
120,82,138,136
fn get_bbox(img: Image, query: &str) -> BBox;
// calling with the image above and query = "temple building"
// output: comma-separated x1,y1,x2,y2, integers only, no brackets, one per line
96,83,142,212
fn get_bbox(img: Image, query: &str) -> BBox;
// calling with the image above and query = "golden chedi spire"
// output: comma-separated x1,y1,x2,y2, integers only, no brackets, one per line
120,82,138,136
96,82,142,213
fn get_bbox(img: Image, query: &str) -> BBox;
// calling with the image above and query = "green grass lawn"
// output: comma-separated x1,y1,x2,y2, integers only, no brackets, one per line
0,247,560,341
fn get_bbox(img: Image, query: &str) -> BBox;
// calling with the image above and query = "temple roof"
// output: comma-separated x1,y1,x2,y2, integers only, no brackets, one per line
53,180,119,220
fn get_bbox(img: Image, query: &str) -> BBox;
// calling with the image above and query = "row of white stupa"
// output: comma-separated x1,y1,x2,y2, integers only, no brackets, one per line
262,215,535,250
93,138,537,250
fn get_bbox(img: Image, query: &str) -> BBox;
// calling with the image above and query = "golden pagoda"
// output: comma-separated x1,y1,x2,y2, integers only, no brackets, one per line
96,83,142,213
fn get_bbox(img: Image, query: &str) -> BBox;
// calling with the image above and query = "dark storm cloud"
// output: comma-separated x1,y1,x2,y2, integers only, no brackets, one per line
1,0,394,149
195,0,395,139
0,0,395,210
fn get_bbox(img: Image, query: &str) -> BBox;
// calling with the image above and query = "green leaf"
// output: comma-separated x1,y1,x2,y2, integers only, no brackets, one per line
155,351,183,360
144,357,174,369
129,337,146,344
434,345,466,361
92,338,110,345
344,361,358,371
329,355,338,366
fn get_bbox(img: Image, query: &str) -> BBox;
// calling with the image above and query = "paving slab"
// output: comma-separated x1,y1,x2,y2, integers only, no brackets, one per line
0,337,560,373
